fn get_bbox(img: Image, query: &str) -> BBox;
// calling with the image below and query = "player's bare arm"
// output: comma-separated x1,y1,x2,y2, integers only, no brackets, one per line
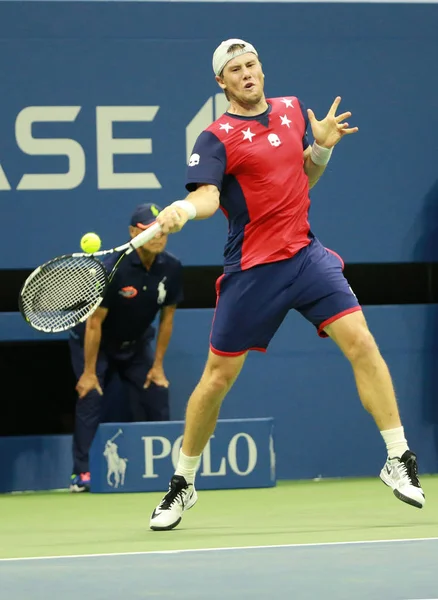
157,184,220,234
76,306,108,398
304,96,358,188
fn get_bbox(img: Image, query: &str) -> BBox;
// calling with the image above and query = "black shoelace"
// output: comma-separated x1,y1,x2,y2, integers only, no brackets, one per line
403,455,421,488
160,481,189,510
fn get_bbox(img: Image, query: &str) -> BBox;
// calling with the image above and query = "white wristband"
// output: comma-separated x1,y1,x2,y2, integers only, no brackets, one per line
310,141,333,166
171,200,197,220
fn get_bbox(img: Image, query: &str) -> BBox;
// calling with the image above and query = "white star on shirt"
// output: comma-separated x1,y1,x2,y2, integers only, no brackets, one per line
281,98,294,108
219,122,234,133
280,114,292,128
242,127,255,142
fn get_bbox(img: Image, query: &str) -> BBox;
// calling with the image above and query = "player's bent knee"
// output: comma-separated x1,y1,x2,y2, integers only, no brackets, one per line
207,350,246,371
204,372,235,395
343,329,378,364
206,363,240,391
202,354,245,394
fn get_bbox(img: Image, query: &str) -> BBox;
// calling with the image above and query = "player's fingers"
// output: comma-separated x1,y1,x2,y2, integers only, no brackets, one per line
335,111,351,122
158,222,172,235
169,219,186,234
157,209,175,230
158,210,182,234
156,217,169,233
341,126,359,135
96,384,103,396
307,108,316,122
171,211,182,232
328,96,341,116
144,378,151,389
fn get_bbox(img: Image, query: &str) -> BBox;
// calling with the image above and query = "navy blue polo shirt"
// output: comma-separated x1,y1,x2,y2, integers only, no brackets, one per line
71,250,183,347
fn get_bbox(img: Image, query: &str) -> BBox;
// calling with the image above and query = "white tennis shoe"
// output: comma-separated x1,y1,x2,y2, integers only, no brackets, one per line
380,450,425,509
150,475,198,531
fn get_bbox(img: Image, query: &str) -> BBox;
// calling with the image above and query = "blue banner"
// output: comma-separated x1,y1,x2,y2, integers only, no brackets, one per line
89,419,275,493
0,2,437,267
0,435,72,493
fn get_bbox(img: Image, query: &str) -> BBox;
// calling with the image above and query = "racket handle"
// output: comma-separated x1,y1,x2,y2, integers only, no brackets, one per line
129,222,162,251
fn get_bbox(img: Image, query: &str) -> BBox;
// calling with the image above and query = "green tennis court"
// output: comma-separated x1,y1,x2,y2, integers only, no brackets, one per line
1,477,437,598
1,477,437,558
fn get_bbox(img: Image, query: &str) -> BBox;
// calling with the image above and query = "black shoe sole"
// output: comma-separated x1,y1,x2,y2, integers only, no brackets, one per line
393,489,424,509
150,517,182,532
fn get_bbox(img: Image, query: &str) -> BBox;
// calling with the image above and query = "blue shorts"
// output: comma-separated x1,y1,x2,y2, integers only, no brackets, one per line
210,238,361,355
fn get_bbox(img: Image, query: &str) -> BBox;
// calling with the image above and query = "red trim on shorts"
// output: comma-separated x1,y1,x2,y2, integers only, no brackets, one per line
325,247,345,270
209,274,225,347
317,306,363,337
215,274,225,296
220,206,229,219
210,344,267,357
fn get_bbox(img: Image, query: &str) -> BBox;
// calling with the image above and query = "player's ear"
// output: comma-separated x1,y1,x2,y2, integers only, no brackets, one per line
129,225,136,239
215,75,226,92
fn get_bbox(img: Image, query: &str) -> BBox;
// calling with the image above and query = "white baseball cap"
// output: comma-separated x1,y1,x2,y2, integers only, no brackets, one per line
212,38,258,76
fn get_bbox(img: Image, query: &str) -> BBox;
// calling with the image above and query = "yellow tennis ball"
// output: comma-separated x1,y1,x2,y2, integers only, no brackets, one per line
80,232,101,253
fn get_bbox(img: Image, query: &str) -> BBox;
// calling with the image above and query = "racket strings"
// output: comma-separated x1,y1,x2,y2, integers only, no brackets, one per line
31,261,97,309
21,256,107,332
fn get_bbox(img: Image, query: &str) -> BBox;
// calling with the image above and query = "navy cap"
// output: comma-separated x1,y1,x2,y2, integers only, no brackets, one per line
130,203,161,229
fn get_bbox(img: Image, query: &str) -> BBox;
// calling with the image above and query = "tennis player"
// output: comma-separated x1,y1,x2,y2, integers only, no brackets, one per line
149,39,424,528
69,203,183,491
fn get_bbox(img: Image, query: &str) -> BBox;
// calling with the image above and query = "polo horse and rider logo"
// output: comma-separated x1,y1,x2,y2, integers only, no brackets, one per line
103,428,128,488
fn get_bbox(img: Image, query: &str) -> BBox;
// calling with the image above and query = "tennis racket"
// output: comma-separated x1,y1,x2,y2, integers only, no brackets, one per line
19,222,161,334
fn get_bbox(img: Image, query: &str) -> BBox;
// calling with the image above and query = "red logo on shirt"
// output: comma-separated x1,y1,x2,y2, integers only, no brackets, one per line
119,286,138,298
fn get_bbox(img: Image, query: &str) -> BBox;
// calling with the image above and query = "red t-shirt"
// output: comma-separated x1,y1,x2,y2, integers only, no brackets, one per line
185,97,313,272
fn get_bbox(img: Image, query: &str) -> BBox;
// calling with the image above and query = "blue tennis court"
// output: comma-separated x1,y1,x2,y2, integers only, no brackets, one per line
2,538,438,599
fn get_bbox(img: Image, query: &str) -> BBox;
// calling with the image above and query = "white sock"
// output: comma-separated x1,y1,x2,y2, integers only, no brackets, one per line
381,426,409,459
175,450,201,485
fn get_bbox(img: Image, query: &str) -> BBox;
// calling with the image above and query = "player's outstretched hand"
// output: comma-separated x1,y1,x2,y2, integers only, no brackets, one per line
76,372,103,399
307,96,358,149
156,205,190,235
